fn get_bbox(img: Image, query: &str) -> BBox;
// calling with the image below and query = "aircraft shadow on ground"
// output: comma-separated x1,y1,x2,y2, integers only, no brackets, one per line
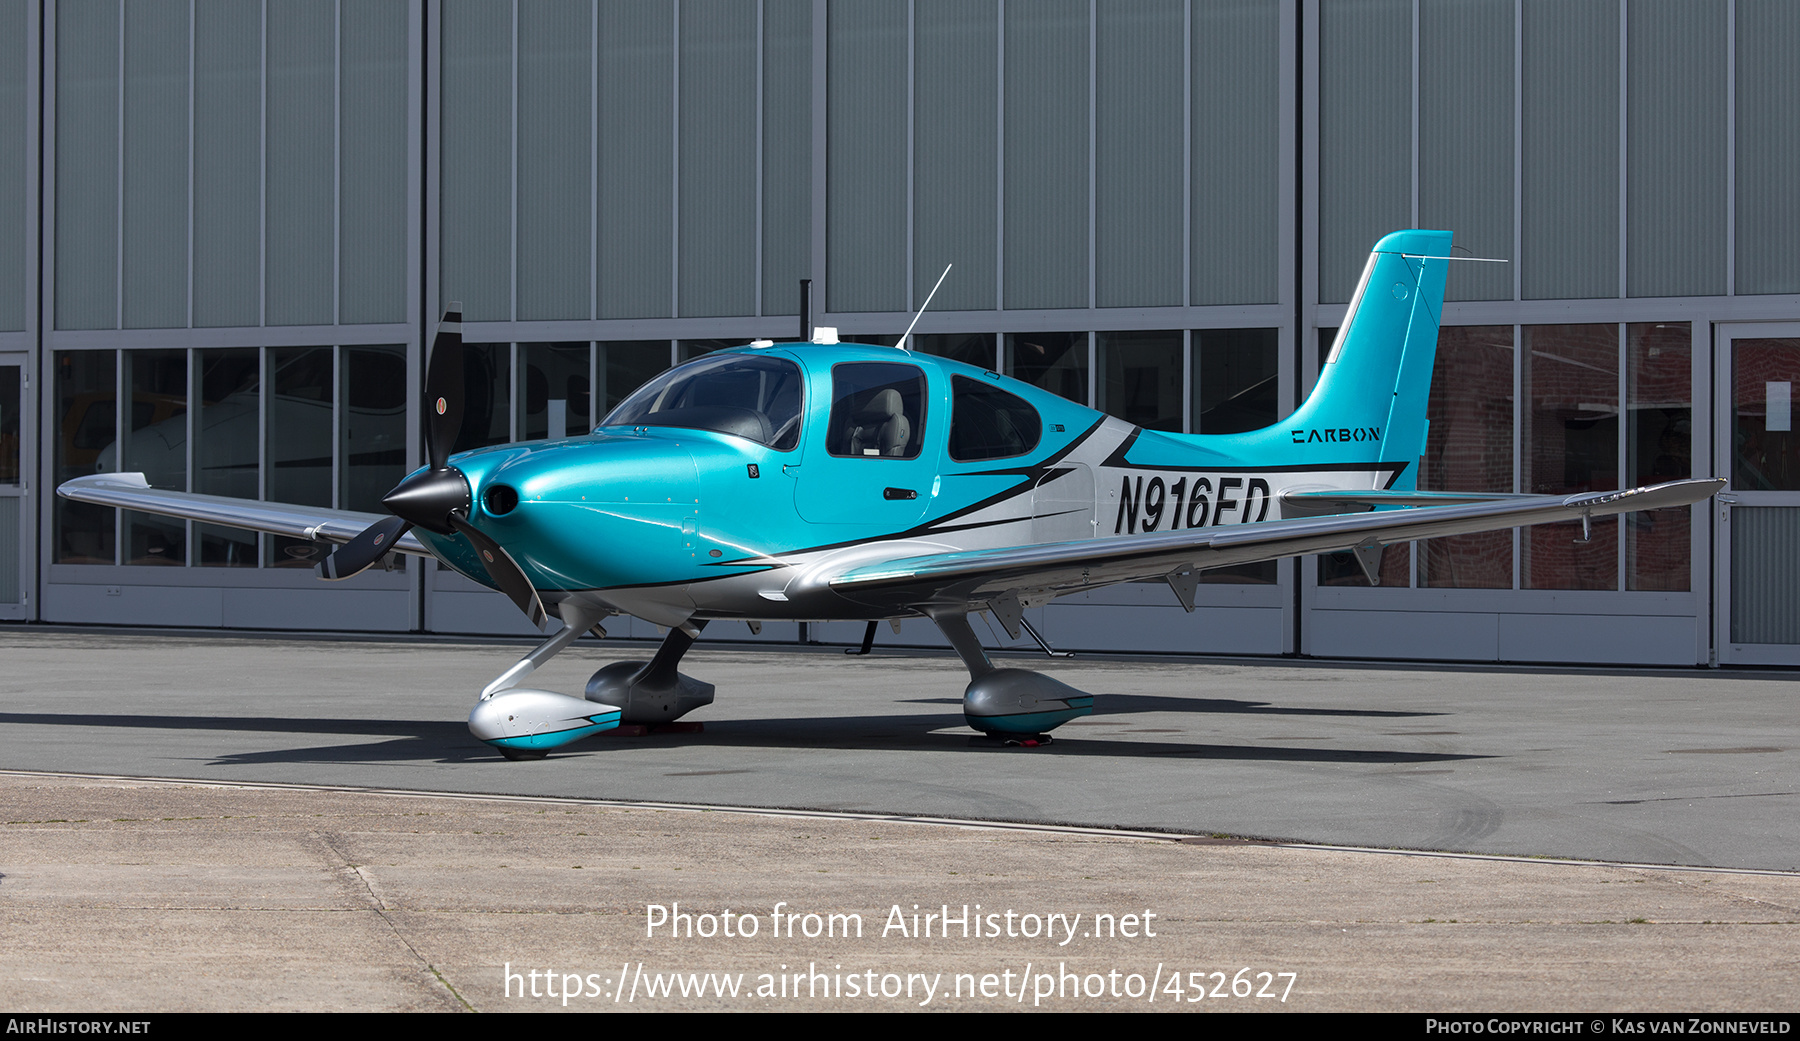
0,706,1487,769
900,692,1446,719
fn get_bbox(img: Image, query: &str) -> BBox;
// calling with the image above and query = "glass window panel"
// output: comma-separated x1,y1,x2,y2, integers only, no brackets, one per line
678,339,740,363
1730,338,1800,492
54,350,116,563
1194,328,1278,434
596,340,672,417
1006,332,1088,406
0,367,18,484
341,345,408,514
268,346,333,567
1625,323,1692,591
1099,331,1182,432
949,375,1041,462
1421,326,1515,589
195,347,259,566
827,362,928,459
1522,324,1619,590
454,343,512,452
912,333,997,371
124,349,188,565
1318,542,1410,588
521,342,592,441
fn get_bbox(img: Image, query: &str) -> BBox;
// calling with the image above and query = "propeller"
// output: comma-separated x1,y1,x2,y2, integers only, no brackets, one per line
316,304,548,629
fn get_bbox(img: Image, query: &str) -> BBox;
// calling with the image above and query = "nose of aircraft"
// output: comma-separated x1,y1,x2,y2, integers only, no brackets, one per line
381,464,471,534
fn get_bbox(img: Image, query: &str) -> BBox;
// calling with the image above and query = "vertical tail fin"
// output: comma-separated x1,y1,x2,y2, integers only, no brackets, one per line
1285,229,1451,489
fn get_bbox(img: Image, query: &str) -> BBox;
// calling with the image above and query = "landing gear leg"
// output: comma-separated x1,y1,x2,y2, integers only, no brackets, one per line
584,620,716,727
928,611,1093,740
466,601,622,758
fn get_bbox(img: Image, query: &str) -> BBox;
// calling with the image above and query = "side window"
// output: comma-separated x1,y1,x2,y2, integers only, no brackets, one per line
950,375,1042,461
827,362,928,459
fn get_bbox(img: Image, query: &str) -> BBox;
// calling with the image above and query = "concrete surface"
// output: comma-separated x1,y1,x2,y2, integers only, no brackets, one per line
0,628,1794,868
1,627,1797,1011
2,772,1796,1013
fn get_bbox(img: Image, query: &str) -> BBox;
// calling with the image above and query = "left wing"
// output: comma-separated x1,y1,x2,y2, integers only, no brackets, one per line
56,473,434,557
829,478,1722,618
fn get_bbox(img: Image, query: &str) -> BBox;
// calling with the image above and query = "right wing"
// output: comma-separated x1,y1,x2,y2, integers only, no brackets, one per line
826,478,1722,619
57,472,434,557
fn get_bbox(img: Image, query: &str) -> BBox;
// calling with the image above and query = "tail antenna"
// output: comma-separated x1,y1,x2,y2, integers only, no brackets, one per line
897,263,953,352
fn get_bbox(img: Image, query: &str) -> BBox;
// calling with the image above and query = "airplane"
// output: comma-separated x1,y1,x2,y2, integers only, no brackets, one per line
59,230,1722,759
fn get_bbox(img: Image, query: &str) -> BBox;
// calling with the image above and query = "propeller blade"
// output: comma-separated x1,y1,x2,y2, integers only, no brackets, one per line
424,304,465,471
316,515,413,581
447,510,549,631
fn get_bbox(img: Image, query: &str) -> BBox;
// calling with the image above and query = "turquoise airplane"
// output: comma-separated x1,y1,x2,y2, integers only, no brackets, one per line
60,230,1721,759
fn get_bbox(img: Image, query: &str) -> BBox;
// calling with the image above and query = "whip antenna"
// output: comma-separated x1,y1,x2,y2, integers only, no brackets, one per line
897,263,952,352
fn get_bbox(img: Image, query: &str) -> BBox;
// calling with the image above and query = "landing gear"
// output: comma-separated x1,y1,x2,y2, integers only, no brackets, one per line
465,600,622,757
584,621,716,726
930,611,1093,738
463,607,716,758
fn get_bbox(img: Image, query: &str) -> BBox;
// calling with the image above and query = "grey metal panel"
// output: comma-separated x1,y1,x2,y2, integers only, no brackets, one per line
678,0,756,318
0,0,25,331
516,0,589,322
440,0,511,322
265,0,335,326
1191,0,1279,306
55,0,120,331
826,0,906,314
1731,507,1800,645
1735,0,1800,296
1419,0,1512,302
1003,0,1088,311
597,0,672,320
1095,0,1181,308
762,0,811,316
913,0,996,313
1521,0,1617,301
340,0,409,325
1626,0,1725,299
122,0,189,329
1317,0,1408,304
1496,611,1699,666
193,0,260,328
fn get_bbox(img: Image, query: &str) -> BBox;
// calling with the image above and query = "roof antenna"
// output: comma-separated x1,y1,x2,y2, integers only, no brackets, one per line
897,263,952,352
798,279,813,341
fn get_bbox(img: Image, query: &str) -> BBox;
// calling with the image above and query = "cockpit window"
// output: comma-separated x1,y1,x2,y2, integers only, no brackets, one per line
601,353,803,449
826,362,928,459
949,375,1041,461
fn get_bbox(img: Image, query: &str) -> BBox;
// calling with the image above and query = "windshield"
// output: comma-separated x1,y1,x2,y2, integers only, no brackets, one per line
601,353,803,449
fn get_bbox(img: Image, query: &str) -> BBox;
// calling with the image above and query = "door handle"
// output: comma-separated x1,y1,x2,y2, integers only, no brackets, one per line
883,487,918,500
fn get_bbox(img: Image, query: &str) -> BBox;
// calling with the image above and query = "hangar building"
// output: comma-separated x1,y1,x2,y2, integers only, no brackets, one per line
1,0,1797,667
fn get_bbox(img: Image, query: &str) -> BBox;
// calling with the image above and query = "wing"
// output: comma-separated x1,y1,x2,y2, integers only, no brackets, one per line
56,472,434,557
828,477,1722,620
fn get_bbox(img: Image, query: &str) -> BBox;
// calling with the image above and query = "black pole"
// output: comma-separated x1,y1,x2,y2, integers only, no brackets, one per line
799,279,813,341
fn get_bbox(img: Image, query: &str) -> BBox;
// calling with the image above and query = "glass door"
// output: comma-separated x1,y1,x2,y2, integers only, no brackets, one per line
0,356,27,617
1715,325,1800,664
